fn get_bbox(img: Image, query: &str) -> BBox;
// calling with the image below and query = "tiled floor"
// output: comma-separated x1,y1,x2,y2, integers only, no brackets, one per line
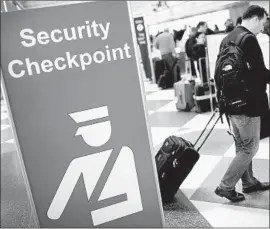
144,80,269,228
1,80,269,228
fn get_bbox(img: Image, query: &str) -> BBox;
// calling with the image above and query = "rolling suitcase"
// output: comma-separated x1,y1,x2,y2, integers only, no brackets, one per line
155,109,220,203
174,79,195,111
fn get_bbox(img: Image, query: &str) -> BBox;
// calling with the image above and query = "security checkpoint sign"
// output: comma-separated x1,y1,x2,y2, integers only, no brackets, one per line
1,1,164,228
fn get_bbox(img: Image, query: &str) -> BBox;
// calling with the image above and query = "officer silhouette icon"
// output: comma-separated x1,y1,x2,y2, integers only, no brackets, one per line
47,106,143,226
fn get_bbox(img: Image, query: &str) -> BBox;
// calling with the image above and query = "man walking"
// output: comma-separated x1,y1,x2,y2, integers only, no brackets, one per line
215,5,270,202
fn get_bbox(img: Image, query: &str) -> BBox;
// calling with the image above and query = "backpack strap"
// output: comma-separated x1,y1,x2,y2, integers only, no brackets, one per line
225,113,231,131
217,32,249,141
223,32,250,143
234,31,249,48
225,114,237,143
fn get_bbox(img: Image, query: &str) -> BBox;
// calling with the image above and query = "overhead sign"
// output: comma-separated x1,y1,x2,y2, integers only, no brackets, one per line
1,1,164,227
134,16,153,81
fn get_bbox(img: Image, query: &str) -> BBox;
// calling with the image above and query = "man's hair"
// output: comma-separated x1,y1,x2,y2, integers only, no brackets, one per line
263,17,270,36
236,16,242,25
196,21,206,29
242,5,268,20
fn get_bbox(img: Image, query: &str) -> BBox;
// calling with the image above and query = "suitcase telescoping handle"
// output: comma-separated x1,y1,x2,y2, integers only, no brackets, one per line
193,108,220,152
198,57,204,83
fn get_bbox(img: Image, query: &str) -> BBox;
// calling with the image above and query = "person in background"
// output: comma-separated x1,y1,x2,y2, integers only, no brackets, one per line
174,25,186,44
150,34,154,50
236,16,242,26
192,32,208,84
185,27,198,77
225,19,235,32
263,17,270,36
215,5,270,202
197,21,215,35
154,28,176,70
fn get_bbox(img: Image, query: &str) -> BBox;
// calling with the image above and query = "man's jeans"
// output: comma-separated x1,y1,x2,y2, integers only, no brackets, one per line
219,115,261,191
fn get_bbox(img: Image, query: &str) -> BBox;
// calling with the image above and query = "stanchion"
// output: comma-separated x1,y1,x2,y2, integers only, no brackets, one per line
11,0,24,10
205,47,215,113
144,17,156,84
2,0,8,11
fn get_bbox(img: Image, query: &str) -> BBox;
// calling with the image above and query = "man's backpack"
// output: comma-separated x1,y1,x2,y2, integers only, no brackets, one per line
214,32,252,121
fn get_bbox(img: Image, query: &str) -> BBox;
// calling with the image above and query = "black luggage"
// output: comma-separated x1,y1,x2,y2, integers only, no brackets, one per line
155,109,220,203
154,59,168,83
194,82,216,113
158,58,178,89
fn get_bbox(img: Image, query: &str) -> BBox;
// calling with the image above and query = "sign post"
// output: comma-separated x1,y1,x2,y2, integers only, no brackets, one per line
1,1,164,227
134,16,154,82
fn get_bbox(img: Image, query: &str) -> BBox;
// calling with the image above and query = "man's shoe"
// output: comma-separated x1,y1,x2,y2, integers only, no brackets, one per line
215,187,245,202
243,182,270,194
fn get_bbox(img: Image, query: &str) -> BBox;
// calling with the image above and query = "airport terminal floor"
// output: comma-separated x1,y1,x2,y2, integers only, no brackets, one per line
1,77,269,228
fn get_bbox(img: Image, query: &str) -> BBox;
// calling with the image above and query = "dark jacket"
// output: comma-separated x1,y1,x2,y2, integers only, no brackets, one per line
219,26,270,117
225,25,235,33
206,28,215,35
185,36,196,59
174,29,186,43
192,44,206,61
192,44,208,85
